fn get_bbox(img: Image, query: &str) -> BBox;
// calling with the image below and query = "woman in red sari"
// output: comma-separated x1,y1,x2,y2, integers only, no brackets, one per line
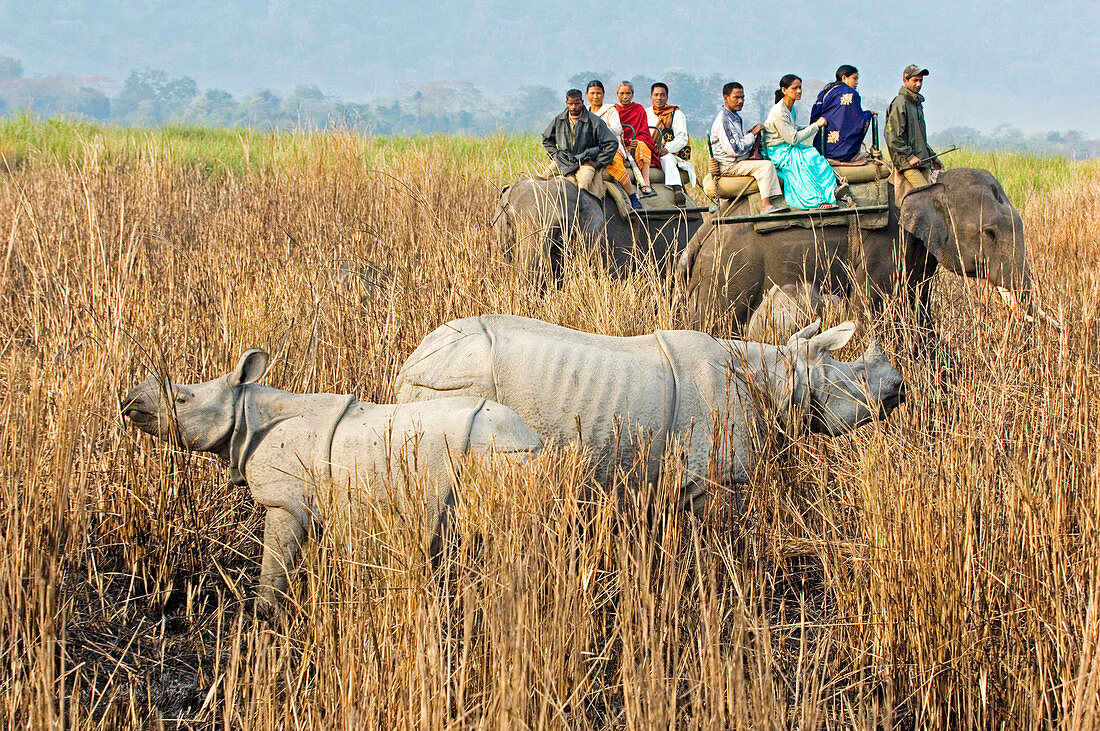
614,81,657,196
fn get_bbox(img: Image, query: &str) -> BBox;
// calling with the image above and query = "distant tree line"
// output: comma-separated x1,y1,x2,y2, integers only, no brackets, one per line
0,59,566,135
1,56,1097,158
929,126,1100,160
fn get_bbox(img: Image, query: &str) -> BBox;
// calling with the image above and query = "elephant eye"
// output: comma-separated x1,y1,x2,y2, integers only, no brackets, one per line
982,226,997,242
175,393,189,405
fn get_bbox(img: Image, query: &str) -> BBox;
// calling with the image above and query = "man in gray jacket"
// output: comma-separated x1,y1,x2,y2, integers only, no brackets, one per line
885,64,942,188
542,89,619,194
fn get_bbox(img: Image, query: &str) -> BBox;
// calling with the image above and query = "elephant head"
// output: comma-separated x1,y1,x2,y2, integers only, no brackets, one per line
900,168,1030,292
490,176,607,284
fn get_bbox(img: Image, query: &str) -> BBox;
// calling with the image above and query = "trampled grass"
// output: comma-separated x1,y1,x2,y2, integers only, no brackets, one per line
1,119,1099,728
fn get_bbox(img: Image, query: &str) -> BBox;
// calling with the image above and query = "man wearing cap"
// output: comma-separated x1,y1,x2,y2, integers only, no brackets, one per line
885,64,941,188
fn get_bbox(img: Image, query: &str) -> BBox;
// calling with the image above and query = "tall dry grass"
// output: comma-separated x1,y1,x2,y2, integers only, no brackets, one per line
0,122,1099,729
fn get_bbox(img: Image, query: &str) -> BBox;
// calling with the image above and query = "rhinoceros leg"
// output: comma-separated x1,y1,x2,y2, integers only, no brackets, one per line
257,506,306,615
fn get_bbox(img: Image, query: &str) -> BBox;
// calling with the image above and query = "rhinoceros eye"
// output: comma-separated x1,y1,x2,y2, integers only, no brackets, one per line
175,393,189,405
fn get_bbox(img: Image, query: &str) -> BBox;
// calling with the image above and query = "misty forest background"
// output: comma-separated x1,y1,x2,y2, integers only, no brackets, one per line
0,54,1097,158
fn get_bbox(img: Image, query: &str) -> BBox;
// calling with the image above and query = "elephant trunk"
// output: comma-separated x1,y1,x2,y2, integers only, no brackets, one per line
980,225,1031,290
993,258,1061,329
490,187,516,263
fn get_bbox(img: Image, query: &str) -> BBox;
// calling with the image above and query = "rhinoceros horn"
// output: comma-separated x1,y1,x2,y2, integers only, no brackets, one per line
863,339,886,361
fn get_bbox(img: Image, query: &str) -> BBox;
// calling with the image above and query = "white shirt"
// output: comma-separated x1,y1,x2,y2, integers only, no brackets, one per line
646,106,689,155
710,107,757,167
763,101,818,147
590,103,626,156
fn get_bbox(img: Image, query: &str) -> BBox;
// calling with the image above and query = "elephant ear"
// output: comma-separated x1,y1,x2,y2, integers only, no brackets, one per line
900,182,954,264
579,189,608,238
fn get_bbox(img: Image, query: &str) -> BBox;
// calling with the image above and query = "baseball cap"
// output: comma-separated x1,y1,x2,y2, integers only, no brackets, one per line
903,65,930,79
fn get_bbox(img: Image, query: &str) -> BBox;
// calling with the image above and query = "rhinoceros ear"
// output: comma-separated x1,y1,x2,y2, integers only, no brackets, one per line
805,321,857,359
786,320,822,347
228,349,269,386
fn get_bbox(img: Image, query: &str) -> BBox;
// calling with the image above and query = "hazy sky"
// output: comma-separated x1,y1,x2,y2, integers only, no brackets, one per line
1,0,1097,134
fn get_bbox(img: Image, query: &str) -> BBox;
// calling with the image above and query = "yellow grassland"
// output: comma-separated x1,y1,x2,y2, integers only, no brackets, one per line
1,123,1100,728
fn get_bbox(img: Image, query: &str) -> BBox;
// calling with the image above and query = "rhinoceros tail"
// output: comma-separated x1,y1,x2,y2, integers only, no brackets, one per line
466,398,542,460
394,317,498,403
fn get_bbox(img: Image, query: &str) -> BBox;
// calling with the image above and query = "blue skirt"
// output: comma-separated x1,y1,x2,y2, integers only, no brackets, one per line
766,143,838,209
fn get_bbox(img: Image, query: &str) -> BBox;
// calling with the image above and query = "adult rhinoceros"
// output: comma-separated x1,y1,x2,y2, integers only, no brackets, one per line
121,349,541,613
679,169,1049,335
491,173,705,283
394,315,904,514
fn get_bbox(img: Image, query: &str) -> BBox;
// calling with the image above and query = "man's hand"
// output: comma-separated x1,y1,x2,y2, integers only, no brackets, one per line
750,123,764,134
626,139,637,151
909,155,922,168
815,118,827,128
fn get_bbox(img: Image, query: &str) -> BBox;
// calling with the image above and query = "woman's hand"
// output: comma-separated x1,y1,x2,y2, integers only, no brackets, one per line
815,118,827,128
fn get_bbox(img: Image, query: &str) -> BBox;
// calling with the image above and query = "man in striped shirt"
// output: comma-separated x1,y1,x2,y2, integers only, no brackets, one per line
710,82,788,214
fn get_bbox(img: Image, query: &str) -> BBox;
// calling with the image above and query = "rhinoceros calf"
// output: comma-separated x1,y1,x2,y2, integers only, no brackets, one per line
121,349,541,613
395,315,904,512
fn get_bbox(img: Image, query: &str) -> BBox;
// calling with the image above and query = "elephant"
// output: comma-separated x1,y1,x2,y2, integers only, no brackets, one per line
679,168,1049,336
491,174,705,284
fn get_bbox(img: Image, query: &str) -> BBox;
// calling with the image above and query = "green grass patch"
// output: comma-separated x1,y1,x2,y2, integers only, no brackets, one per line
948,148,1098,203
0,115,551,183
1,115,1095,206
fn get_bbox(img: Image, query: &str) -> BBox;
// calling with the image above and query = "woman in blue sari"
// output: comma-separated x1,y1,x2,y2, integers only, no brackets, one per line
763,74,840,209
810,65,876,162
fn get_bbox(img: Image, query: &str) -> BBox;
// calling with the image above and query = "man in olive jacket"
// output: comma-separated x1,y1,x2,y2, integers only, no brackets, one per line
885,65,942,188
542,89,619,194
